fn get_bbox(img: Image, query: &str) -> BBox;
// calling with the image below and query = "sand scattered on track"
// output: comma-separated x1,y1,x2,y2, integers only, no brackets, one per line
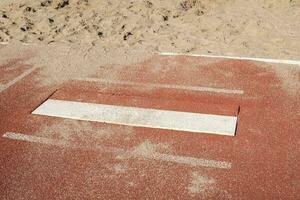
37,119,135,145
113,163,128,174
188,172,216,195
187,171,232,199
268,64,300,97
131,139,173,156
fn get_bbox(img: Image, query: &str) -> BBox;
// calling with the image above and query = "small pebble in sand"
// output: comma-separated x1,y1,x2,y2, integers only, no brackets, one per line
20,27,27,32
25,7,36,12
48,18,54,24
123,32,133,41
145,1,153,8
41,0,52,7
56,0,69,9
97,31,103,38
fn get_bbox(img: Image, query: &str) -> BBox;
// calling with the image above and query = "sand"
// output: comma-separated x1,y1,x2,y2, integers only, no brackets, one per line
188,172,216,196
187,172,231,199
1,0,300,60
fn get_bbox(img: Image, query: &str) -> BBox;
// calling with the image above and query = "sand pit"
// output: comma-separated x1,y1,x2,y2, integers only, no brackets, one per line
1,0,300,59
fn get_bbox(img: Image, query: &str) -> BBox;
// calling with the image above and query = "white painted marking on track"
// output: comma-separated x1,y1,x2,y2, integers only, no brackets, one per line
32,99,237,136
160,52,300,66
3,132,232,169
75,78,244,95
3,132,69,147
0,66,38,93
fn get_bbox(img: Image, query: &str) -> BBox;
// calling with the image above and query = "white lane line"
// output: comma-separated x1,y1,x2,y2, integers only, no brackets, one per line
0,66,38,93
75,78,244,95
2,132,122,154
160,52,300,66
32,99,237,136
3,132,232,169
140,152,231,169
3,132,70,147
